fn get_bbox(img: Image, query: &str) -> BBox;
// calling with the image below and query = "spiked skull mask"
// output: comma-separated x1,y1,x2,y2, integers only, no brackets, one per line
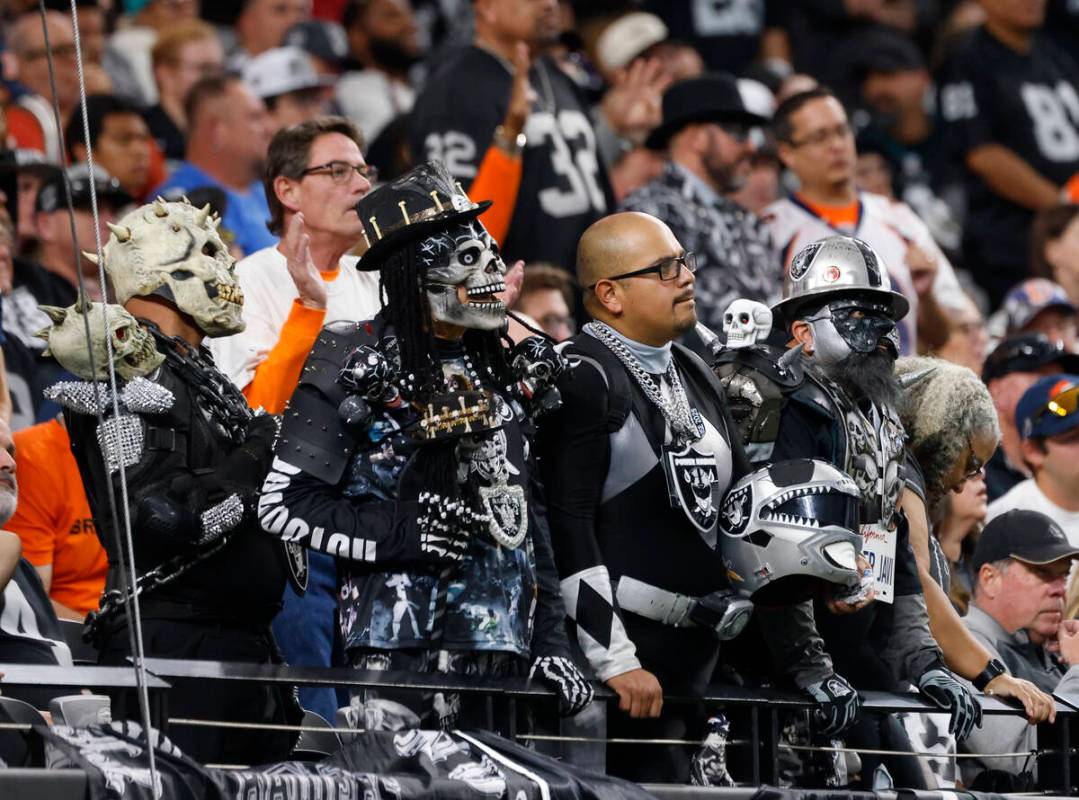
419,221,507,331
37,299,164,381
100,199,245,337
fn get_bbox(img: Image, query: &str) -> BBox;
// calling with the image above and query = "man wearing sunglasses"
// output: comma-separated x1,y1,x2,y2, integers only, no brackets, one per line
210,116,380,723
538,211,755,782
621,73,780,343
988,376,1079,557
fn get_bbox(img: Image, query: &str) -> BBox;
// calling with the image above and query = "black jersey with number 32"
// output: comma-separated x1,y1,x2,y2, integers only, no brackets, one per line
939,28,1079,295
410,46,610,267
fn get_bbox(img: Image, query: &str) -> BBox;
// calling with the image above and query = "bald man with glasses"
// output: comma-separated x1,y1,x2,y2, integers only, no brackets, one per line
537,211,754,782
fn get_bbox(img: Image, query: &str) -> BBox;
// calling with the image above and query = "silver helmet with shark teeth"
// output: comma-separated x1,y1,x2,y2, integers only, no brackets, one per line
720,458,863,602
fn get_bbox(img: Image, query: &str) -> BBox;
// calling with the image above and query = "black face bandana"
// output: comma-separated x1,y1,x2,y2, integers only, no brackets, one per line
828,302,896,354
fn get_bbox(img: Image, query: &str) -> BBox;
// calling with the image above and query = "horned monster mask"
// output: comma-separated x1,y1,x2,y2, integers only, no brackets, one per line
420,221,508,331
37,298,164,381
98,198,244,337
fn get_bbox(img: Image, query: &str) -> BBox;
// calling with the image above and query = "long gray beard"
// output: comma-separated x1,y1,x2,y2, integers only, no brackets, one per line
830,351,900,409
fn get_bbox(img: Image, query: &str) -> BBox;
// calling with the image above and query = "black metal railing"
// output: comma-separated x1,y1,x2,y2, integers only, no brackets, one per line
0,660,1075,798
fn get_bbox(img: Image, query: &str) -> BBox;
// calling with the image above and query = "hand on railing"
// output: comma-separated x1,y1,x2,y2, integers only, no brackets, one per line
528,656,594,717
606,668,663,719
917,667,982,742
804,673,860,737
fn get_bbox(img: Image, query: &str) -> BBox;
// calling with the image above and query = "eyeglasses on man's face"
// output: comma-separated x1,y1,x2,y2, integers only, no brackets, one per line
301,161,379,184
589,252,697,289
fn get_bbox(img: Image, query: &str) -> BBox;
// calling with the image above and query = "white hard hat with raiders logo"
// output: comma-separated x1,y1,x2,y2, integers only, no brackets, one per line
772,235,909,326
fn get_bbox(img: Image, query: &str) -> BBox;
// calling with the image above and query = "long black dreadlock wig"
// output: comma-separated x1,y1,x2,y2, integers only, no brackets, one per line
375,238,517,508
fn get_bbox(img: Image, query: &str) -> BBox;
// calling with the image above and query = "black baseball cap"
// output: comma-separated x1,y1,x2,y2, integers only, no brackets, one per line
35,164,133,214
981,333,1079,383
973,509,1079,571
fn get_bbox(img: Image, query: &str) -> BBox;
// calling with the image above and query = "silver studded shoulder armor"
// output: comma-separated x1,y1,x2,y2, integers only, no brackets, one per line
45,377,176,474
277,319,379,485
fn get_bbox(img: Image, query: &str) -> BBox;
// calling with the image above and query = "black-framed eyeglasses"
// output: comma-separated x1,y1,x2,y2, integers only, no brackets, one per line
787,122,854,149
589,252,696,289
301,161,379,184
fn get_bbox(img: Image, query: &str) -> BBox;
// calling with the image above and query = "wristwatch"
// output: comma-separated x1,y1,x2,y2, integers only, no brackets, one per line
493,125,527,157
972,657,1007,691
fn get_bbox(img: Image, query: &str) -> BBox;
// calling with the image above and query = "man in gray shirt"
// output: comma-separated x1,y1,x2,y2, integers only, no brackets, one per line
962,509,1079,785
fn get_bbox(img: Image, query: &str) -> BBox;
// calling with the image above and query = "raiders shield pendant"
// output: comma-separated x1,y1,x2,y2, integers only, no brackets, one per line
663,442,721,539
284,541,309,595
479,483,528,548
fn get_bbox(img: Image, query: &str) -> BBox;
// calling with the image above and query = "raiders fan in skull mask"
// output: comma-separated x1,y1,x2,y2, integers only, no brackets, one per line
715,235,979,790
41,199,300,765
258,162,593,728
536,211,756,783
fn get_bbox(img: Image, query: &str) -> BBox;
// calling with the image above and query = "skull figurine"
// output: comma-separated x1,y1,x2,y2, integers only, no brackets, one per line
99,198,245,337
37,298,164,381
421,220,508,331
722,299,773,349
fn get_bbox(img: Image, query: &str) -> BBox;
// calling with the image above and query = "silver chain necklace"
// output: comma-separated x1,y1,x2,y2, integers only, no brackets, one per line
588,322,704,445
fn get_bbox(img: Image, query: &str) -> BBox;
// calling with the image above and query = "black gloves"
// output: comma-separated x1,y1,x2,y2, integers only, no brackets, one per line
918,668,982,742
529,655,594,717
804,673,860,737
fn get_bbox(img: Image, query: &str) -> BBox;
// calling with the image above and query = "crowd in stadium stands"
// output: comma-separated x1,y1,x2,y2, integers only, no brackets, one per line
1,0,1079,791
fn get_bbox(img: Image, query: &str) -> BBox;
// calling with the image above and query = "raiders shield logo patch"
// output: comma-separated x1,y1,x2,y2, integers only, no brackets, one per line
284,541,309,595
663,442,720,539
721,484,752,535
480,483,528,549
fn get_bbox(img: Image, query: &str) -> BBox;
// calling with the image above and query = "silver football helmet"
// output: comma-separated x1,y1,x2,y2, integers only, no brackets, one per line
772,235,909,326
720,459,863,602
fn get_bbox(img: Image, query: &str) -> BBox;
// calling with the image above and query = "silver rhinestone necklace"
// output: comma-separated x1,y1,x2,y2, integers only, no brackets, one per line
587,322,704,445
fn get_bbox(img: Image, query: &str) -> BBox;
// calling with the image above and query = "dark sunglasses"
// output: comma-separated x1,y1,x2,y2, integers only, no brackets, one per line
589,252,696,290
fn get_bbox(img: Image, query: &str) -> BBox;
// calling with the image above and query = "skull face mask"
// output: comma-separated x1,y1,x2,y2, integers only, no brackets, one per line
37,299,164,381
420,221,507,331
100,199,245,337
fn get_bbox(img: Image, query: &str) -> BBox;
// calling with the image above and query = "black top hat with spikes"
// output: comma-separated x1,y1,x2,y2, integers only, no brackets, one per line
355,160,491,271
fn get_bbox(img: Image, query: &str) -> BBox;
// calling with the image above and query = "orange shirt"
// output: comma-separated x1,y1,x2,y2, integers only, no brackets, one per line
241,272,341,414
8,418,106,616
794,193,860,229
470,145,524,248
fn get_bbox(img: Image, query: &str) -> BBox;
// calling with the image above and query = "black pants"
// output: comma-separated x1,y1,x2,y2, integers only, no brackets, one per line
846,711,929,790
606,618,720,784
98,618,301,766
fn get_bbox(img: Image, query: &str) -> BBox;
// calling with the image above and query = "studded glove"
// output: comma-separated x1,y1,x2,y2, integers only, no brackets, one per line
804,674,860,737
529,656,594,717
917,668,982,742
